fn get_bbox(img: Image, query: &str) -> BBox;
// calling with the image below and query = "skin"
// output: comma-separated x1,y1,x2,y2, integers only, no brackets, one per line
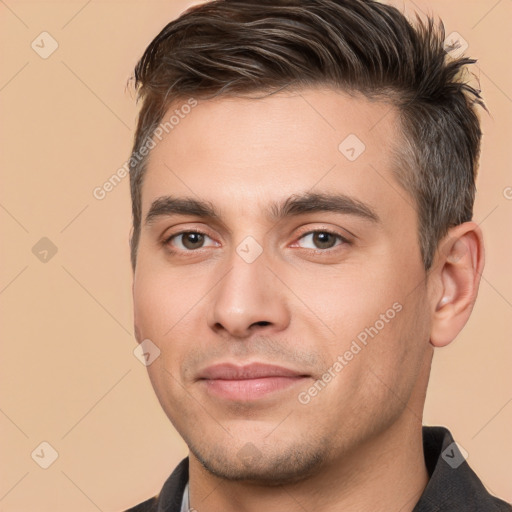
132,87,484,512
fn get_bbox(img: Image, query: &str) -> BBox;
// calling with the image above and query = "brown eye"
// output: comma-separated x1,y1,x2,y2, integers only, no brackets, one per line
296,231,347,250
181,232,205,249
166,231,217,251
312,232,337,249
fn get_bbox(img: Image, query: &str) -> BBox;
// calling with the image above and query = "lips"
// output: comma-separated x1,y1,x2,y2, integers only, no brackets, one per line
197,362,310,401
198,362,307,380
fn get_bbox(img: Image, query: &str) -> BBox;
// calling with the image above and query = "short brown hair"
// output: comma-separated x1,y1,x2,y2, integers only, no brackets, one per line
129,0,485,271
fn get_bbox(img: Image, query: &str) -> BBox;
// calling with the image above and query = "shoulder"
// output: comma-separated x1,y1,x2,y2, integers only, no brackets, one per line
416,426,512,511
124,497,159,512
123,457,189,512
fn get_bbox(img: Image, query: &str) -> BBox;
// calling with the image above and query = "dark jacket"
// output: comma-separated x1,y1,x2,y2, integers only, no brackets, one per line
126,426,511,511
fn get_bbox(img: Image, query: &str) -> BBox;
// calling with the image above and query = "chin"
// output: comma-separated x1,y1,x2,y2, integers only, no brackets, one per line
190,441,326,485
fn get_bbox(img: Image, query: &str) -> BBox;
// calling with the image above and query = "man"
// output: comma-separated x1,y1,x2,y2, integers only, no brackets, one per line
125,0,511,510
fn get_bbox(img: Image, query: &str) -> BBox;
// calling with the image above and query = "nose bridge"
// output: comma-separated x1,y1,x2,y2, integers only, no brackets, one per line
208,237,289,337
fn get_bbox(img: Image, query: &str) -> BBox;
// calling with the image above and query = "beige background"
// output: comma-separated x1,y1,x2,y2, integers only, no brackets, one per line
0,0,510,510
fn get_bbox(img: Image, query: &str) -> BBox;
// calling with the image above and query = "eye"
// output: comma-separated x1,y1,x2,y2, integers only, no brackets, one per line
295,230,348,250
163,228,349,254
165,230,218,251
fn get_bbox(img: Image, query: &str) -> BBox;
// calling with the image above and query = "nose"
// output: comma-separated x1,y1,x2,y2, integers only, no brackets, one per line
207,246,291,339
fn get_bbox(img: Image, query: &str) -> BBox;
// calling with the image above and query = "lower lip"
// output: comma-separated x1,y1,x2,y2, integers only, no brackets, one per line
201,376,307,401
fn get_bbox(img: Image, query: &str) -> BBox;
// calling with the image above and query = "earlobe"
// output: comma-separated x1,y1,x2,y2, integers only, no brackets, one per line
134,323,142,344
130,226,139,344
129,226,134,250
429,222,485,348
129,226,137,275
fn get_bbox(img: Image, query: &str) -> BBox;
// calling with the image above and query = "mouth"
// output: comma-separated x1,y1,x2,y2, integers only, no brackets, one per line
197,362,311,401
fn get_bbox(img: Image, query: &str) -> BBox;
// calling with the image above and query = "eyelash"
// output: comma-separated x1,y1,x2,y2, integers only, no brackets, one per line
162,228,350,255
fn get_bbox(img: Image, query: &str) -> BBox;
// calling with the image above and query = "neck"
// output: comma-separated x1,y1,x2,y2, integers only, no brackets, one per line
188,415,429,512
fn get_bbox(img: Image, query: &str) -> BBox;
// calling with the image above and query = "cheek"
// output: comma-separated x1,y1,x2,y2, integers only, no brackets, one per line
355,288,431,406
289,262,400,341
132,264,208,377
133,266,180,341
305,260,428,393
133,269,192,416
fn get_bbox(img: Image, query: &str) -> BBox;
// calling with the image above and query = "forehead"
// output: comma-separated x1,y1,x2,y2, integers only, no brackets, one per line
140,87,407,220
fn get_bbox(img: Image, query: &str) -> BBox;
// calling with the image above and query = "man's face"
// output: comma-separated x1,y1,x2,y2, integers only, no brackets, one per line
133,87,433,483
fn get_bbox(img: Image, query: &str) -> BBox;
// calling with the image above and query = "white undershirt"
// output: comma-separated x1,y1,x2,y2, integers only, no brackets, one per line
180,481,190,512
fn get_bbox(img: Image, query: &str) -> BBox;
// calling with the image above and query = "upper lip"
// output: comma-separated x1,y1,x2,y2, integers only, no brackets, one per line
198,362,308,380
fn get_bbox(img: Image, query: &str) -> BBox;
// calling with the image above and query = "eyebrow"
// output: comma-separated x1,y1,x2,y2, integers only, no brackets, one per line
144,191,380,226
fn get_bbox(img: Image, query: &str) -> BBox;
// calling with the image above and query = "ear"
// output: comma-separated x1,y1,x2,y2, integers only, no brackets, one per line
129,226,141,343
129,226,135,272
133,282,142,344
428,222,485,348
